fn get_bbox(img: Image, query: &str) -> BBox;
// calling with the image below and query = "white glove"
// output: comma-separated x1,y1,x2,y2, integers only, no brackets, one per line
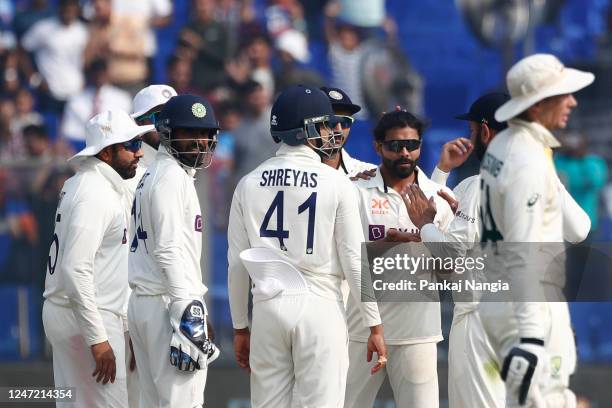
501,339,546,407
169,299,214,372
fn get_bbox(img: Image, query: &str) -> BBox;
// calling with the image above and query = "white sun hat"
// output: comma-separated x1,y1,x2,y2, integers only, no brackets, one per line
131,84,177,118
69,110,154,161
495,54,594,123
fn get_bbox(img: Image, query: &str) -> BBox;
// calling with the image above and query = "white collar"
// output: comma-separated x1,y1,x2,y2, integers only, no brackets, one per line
508,118,561,148
78,157,128,196
275,143,322,162
358,165,427,194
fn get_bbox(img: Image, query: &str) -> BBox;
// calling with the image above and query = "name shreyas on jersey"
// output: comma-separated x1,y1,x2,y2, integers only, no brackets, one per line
260,168,318,188
481,152,504,178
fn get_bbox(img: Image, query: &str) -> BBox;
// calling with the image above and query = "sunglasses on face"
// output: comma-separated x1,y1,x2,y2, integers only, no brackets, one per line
136,111,160,124
381,139,421,153
328,115,355,130
122,138,143,153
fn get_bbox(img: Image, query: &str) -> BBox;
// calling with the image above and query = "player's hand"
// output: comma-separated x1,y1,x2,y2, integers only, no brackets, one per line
437,137,473,172
233,328,251,373
169,300,213,372
384,228,421,243
501,339,546,406
402,184,437,229
350,168,377,181
437,189,459,214
207,320,216,342
90,340,116,384
367,324,387,375
128,337,136,372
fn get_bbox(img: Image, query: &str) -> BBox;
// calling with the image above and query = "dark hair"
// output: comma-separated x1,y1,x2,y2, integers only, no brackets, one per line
373,110,426,142
22,124,48,139
86,58,108,76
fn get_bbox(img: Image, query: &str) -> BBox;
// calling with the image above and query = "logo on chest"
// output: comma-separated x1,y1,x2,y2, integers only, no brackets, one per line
194,215,203,232
368,224,385,241
371,198,391,215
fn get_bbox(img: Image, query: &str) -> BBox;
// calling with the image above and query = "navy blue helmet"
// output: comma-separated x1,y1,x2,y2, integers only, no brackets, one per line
156,94,219,170
270,85,343,158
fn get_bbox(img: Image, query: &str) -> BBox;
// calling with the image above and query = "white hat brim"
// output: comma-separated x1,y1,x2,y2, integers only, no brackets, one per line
68,124,155,162
495,68,594,122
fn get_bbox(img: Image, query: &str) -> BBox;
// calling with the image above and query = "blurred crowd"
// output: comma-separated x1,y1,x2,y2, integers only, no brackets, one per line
0,0,610,283
0,0,412,279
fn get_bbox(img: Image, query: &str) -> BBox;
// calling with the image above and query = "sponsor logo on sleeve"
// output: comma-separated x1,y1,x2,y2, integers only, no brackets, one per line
527,193,540,207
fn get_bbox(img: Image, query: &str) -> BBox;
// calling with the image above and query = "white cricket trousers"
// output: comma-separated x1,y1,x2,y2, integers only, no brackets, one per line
448,309,505,408
127,294,208,408
344,341,439,408
250,292,348,408
42,300,127,408
479,302,577,407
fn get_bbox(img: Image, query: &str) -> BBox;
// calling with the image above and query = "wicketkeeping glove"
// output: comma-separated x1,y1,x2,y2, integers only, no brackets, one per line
501,338,546,406
169,299,217,372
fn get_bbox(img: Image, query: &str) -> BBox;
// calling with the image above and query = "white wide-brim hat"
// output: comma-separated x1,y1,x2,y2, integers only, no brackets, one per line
131,84,177,118
69,110,154,161
495,54,594,123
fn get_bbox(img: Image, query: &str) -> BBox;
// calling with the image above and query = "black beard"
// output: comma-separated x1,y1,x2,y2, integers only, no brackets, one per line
383,156,416,179
475,128,487,161
111,148,138,180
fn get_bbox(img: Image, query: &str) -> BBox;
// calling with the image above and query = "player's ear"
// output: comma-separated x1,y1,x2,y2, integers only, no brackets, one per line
374,140,382,156
95,145,113,162
481,124,492,145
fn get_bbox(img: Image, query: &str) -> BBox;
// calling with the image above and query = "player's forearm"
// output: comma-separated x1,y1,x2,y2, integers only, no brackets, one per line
64,264,109,345
153,245,194,299
430,166,450,186
228,263,251,329
560,185,591,243
505,248,547,340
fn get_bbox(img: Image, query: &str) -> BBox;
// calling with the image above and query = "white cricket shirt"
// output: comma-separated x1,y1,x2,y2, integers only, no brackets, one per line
479,118,586,339
43,157,130,346
128,146,207,300
227,144,381,330
346,167,454,344
337,148,376,177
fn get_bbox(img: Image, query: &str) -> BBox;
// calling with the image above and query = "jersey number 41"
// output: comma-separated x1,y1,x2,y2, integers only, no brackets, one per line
259,191,317,254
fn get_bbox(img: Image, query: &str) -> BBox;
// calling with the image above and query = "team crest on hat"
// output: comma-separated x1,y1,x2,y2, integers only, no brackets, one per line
162,89,173,99
305,88,311,94
192,103,207,118
328,90,343,100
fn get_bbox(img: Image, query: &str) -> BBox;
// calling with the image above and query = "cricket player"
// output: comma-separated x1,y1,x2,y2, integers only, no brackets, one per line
227,85,387,408
320,86,376,305
122,84,177,408
42,110,153,408
407,92,591,408
344,109,454,408
479,54,594,407
320,86,376,176
127,94,220,408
